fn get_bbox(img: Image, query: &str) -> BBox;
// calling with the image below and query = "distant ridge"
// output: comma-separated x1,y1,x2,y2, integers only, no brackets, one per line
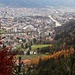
0,0,75,8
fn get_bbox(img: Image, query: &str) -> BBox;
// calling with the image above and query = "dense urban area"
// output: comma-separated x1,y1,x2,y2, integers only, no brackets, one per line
0,7,75,49
0,7,75,75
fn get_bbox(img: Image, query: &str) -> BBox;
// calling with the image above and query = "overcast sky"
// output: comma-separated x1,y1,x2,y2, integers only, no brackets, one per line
0,0,75,7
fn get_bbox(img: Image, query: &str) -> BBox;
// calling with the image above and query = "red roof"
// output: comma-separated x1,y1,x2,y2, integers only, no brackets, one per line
16,59,31,64
22,59,31,63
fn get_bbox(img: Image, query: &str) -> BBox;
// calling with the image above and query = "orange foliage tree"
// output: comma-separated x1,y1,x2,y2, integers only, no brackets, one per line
30,47,75,65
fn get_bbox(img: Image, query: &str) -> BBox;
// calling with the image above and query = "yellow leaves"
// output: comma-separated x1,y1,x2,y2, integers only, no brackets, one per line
31,57,40,65
41,56,49,61
70,47,74,54
30,47,75,65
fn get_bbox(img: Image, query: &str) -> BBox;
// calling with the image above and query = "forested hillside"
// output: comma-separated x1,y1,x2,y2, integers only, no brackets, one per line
54,20,75,50
26,20,75,75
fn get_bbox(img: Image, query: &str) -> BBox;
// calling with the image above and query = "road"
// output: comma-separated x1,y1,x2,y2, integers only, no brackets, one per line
48,15,61,27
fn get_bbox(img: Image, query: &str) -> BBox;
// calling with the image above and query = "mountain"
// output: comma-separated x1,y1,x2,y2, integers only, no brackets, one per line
54,20,75,49
0,0,75,7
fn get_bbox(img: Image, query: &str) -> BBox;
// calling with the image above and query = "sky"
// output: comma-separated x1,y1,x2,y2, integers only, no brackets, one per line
0,0,75,7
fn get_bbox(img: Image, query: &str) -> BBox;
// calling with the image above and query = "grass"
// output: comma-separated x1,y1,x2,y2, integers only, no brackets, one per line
17,45,25,50
17,44,52,51
15,54,48,60
0,30,6,34
31,44,52,51
15,44,52,60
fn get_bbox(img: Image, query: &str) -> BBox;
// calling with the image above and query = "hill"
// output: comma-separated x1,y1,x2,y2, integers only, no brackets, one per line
26,20,75,75
54,20,75,49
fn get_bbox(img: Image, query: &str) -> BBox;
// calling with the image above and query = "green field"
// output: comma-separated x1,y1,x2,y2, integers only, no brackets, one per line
16,54,48,60
17,44,52,51
16,44,52,60
31,44,52,51
17,45,25,50
0,30,5,34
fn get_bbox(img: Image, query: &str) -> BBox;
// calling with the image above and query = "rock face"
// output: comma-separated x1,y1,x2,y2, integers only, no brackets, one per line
0,0,75,7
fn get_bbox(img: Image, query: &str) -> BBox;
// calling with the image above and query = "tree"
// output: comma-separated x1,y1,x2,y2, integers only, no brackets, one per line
0,36,15,75
0,48,15,75
25,43,28,49
33,38,36,44
29,45,32,51
26,50,30,55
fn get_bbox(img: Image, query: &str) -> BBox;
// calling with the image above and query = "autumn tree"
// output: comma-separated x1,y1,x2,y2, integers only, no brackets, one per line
0,36,15,75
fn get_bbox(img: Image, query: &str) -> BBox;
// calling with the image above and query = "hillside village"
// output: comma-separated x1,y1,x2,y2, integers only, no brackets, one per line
0,7,75,51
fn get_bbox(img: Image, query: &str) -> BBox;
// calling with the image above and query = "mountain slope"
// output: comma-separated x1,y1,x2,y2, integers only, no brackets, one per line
54,20,75,49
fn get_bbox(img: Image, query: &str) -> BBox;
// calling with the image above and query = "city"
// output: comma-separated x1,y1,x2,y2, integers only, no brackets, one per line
0,5,75,75
0,7,75,50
